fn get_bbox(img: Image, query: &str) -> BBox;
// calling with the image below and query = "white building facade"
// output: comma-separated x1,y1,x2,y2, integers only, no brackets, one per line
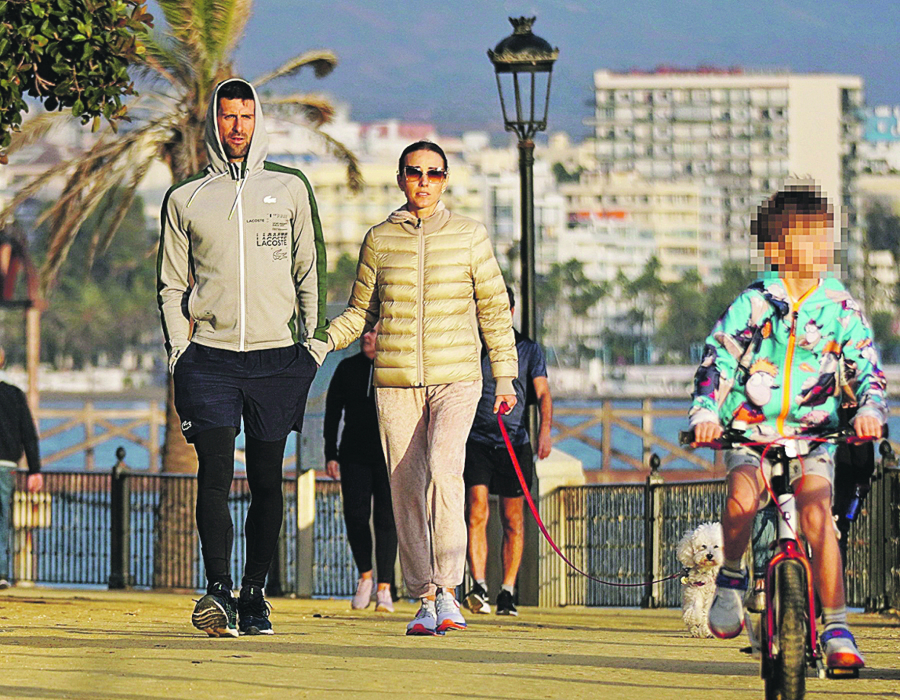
592,69,864,270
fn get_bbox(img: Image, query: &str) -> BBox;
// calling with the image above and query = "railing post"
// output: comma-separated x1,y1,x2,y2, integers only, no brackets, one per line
109,447,132,589
641,453,663,608
889,466,900,611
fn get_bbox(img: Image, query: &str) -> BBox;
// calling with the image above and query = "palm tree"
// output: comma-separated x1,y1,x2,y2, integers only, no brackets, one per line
1,0,362,589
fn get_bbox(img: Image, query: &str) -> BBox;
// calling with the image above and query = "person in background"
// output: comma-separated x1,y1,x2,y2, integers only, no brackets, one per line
463,286,552,616
324,328,397,612
0,346,43,589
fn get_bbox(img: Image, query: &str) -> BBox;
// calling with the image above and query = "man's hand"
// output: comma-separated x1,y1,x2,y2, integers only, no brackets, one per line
693,421,723,446
306,337,332,367
325,460,340,480
854,414,882,440
167,346,186,375
494,395,517,415
26,473,43,493
537,429,552,460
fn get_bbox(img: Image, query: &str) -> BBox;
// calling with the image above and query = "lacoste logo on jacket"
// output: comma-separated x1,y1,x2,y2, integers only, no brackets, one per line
263,195,277,204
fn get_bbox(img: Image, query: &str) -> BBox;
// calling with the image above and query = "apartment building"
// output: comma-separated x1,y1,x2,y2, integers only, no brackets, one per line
557,171,724,284
861,105,900,173
593,69,864,266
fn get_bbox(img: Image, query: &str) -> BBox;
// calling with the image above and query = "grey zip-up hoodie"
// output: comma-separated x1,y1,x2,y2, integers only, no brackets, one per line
157,78,329,362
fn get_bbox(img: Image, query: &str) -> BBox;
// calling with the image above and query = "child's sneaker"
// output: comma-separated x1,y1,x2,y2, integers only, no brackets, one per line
192,581,238,638
375,587,394,613
708,569,748,639
351,577,373,610
821,627,865,669
463,582,491,614
406,598,437,636
436,588,467,632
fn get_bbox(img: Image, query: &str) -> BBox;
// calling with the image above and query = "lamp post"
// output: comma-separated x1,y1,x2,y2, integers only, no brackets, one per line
488,17,557,608
488,16,558,342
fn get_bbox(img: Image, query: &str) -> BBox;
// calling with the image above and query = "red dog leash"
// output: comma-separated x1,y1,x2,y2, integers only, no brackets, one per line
496,404,686,588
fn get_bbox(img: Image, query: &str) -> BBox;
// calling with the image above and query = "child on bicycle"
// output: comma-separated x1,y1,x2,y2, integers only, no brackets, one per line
689,185,888,670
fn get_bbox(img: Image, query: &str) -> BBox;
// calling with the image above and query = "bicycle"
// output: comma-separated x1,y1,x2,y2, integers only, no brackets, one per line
679,426,892,700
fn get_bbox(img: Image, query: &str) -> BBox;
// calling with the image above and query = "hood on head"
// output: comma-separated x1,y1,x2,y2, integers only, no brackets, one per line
204,78,269,177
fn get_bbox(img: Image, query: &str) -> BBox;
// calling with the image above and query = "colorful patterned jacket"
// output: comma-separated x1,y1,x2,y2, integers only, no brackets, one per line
690,276,888,438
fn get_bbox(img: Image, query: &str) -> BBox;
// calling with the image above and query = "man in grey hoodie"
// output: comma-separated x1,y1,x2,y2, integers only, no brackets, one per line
157,78,329,637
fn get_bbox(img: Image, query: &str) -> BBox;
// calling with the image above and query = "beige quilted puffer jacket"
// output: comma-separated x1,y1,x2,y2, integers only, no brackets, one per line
327,205,517,393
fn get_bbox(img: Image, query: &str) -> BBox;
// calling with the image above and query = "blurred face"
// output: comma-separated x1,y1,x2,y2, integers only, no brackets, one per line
397,150,447,215
217,98,256,162
764,214,832,278
361,329,377,359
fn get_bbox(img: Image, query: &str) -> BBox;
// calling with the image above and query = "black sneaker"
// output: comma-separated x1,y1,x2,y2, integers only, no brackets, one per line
496,590,518,616
463,583,491,614
238,585,273,635
192,582,238,637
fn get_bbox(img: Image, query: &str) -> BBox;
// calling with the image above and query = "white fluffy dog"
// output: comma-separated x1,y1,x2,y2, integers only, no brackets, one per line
676,522,724,638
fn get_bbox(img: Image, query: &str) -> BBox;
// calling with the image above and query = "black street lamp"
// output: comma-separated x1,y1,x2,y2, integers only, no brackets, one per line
488,16,557,608
488,16,558,342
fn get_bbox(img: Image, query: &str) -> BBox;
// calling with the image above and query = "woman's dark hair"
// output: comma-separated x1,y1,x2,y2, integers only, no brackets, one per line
506,285,515,310
398,141,448,172
218,79,254,102
751,185,833,246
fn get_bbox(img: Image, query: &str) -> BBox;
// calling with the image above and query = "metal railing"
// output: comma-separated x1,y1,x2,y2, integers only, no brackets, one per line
9,460,354,596
538,466,900,609
7,452,900,610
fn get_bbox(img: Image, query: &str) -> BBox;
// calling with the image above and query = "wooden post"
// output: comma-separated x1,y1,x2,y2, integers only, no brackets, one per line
84,401,95,471
149,401,161,473
642,398,654,468
601,400,612,472
25,306,40,412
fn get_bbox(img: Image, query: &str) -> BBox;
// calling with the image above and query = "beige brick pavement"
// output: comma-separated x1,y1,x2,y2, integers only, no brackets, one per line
0,589,898,699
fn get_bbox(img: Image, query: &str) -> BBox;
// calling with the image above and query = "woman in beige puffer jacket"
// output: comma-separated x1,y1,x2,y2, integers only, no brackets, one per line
327,141,517,636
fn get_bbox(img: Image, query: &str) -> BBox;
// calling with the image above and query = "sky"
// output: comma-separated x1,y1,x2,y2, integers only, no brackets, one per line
164,1,900,137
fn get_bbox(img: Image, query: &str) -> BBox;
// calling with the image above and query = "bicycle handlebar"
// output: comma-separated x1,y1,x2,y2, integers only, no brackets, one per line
678,425,887,451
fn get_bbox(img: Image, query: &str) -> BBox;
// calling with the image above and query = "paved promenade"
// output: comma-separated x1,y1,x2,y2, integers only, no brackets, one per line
0,588,898,699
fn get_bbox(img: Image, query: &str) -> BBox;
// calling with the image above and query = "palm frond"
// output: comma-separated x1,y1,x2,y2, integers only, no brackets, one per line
264,93,335,127
156,0,200,46
253,50,337,87
201,0,253,62
16,122,166,292
94,152,157,260
6,112,72,153
317,131,364,194
137,31,195,88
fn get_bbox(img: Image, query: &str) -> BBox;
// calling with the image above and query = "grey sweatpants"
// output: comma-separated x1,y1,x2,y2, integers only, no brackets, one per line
375,381,482,599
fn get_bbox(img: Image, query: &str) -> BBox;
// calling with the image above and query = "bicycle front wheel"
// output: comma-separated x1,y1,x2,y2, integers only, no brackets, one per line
764,561,807,700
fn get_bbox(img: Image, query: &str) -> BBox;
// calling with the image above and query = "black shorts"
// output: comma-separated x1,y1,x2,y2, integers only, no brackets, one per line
173,342,317,443
464,439,534,498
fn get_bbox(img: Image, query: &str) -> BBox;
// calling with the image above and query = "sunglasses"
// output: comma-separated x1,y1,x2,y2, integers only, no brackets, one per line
402,165,447,184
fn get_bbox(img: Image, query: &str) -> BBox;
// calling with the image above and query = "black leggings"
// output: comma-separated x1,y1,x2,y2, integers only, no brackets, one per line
195,427,287,590
340,460,397,584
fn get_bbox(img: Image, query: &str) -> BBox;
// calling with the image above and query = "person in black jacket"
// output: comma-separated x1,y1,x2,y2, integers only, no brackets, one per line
324,329,397,612
0,346,42,588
